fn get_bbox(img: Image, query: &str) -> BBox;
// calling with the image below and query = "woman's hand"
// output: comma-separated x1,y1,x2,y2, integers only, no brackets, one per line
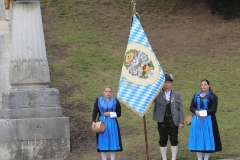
195,110,203,118
195,110,199,115
92,122,96,130
104,112,110,117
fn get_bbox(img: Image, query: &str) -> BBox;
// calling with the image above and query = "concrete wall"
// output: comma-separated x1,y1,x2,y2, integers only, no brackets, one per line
0,117,70,160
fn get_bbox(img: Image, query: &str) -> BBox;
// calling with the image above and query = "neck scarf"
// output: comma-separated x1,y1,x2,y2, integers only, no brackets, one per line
98,96,117,115
194,90,211,111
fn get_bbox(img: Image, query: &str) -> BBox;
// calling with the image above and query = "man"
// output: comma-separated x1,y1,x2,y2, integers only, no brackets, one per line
153,73,184,160
4,0,14,21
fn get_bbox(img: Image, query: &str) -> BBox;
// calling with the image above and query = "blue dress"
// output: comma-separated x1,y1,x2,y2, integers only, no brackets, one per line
188,91,215,151
92,97,123,152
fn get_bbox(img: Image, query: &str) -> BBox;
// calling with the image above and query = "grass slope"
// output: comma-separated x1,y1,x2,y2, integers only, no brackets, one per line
40,0,240,159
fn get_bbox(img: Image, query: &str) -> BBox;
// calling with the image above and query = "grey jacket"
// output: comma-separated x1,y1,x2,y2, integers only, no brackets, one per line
153,90,184,126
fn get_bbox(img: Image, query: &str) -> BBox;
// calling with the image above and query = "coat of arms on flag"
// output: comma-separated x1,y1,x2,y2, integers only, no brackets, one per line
117,14,165,117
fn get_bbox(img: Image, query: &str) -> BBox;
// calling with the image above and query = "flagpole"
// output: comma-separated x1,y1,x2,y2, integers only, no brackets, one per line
143,115,149,160
131,1,149,159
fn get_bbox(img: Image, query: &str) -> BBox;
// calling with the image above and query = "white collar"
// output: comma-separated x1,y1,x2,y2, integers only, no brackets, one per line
164,90,171,101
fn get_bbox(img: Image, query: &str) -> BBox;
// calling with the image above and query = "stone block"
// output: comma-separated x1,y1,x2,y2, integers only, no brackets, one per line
16,117,70,140
1,107,62,119
0,139,70,160
20,138,70,160
0,118,70,160
1,88,63,119
0,119,17,141
2,88,60,109
0,141,22,160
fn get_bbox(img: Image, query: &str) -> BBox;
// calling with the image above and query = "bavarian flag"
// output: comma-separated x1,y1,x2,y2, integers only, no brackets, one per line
117,14,165,117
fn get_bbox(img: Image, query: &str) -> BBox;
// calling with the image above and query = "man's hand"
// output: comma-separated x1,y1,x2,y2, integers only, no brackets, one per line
178,123,184,129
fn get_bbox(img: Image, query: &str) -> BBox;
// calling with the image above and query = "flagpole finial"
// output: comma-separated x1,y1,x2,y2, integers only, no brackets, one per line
131,0,137,15
130,0,140,26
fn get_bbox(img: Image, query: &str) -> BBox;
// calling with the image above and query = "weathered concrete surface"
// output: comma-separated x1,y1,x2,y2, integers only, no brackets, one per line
0,139,69,160
0,118,70,159
1,88,62,119
0,119,16,141
2,89,61,109
0,1,70,159
16,117,69,140
9,1,50,86
0,0,12,113
0,117,70,140
0,0,5,20
1,107,62,119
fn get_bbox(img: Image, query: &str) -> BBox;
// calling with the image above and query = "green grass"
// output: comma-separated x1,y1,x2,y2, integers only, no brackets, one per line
40,0,240,159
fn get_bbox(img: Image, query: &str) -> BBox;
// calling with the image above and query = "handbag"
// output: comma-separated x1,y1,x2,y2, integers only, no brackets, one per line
92,121,105,133
185,114,192,125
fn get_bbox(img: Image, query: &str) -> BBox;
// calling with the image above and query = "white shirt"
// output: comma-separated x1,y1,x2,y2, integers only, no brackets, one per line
165,90,171,101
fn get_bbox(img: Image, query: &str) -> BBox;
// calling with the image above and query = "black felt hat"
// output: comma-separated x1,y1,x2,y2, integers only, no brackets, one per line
165,73,174,81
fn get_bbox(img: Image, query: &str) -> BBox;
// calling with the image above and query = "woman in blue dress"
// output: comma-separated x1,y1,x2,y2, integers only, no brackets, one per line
92,86,123,160
188,79,222,160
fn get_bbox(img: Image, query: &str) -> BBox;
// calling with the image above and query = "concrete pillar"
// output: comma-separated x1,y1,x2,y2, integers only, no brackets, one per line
9,0,50,88
0,0,12,114
0,0,70,159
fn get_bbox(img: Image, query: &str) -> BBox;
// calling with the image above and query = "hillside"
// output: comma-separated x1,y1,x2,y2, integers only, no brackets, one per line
40,0,240,159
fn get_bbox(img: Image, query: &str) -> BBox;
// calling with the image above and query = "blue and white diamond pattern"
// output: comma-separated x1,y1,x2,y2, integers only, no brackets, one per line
117,14,165,117
128,15,152,51
118,72,165,115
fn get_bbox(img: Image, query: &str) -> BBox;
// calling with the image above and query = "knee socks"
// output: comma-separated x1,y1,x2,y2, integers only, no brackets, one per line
110,152,116,160
204,153,210,160
101,152,107,160
196,152,203,160
196,152,210,160
101,152,116,160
